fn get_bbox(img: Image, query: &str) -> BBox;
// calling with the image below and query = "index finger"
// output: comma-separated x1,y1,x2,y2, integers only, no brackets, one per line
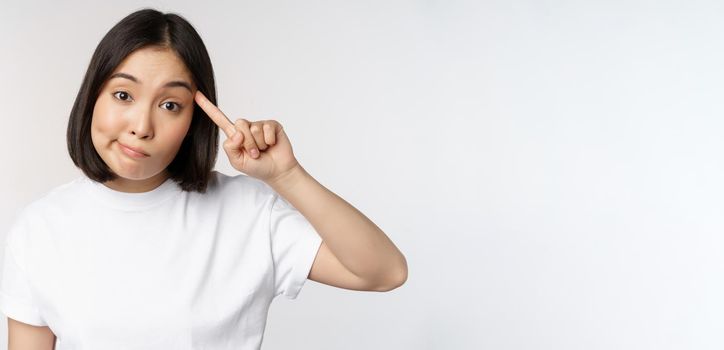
194,90,236,137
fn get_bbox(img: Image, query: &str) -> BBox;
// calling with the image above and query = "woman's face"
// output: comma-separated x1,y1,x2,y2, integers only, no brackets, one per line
91,46,196,192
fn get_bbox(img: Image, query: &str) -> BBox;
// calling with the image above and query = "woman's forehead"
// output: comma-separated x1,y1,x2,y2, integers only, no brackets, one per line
111,47,193,85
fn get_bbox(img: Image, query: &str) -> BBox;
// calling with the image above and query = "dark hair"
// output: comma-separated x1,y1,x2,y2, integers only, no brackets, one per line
67,8,219,193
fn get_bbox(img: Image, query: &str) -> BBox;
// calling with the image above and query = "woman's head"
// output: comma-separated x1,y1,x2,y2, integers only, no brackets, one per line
67,8,219,193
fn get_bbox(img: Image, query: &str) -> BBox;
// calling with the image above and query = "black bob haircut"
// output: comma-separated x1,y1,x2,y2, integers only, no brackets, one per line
67,8,219,193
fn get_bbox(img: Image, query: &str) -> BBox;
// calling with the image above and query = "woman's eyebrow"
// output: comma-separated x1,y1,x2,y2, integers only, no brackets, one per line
109,72,193,93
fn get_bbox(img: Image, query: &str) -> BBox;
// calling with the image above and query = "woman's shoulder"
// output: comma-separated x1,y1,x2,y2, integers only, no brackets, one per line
15,176,85,217
210,170,277,200
5,177,82,243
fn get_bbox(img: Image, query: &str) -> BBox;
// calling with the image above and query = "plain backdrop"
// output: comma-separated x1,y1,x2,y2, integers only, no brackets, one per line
2,0,723,349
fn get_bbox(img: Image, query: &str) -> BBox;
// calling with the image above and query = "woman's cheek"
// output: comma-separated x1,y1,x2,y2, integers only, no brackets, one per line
159,122,190,150
92,114,110,133
93,103,127,138
164,113,193,142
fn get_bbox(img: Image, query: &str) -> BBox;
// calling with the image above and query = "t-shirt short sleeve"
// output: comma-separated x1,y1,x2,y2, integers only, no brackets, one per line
269,193,323,300
0,214,48,326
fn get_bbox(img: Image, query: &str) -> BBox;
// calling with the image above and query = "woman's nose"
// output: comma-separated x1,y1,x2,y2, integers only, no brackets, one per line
129,105,154,139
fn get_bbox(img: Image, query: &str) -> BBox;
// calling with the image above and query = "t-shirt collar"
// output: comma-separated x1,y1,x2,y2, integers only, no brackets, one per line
80,174,181,211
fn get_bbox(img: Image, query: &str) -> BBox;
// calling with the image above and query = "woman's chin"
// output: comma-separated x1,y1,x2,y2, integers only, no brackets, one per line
108,163,142,179
111,164,167,183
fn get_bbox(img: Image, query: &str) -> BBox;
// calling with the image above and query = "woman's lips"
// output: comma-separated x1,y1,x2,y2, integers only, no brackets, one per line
118,142,149,158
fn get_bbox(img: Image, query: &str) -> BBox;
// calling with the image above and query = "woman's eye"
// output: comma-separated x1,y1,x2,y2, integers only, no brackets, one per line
112,91,132,101
162,101,182,112
111,91,182,112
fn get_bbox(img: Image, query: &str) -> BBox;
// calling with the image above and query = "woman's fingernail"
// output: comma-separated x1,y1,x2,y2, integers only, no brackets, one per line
251,149,259,158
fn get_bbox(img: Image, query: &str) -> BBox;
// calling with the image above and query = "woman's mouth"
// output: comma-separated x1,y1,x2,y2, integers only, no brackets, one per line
117,141,149,158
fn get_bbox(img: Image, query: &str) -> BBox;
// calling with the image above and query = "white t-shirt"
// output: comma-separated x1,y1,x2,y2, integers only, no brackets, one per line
0,170,323,349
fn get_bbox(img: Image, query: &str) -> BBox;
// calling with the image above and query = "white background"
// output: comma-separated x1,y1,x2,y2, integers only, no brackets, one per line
2,0,723,349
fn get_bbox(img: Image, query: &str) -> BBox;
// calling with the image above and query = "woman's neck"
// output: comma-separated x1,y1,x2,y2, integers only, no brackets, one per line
102,170,170,193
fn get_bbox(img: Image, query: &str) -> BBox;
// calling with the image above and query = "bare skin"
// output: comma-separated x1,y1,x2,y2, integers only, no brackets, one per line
7,318,55,350
91,46,196,193
194,91,408,292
